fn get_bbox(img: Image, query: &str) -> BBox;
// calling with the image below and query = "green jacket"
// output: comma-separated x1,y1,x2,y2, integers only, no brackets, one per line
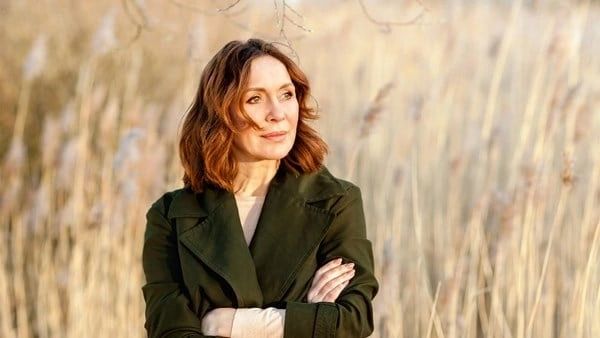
142,166,379,338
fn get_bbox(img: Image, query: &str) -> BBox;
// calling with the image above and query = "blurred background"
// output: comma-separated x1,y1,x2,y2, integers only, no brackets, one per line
1,0,598,337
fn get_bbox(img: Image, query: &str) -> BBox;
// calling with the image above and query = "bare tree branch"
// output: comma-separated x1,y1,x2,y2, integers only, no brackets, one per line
216,0,242,12
273,0,314,64
358,0,429,33
284,2,303,19
223,2,249,16
120,0,149,48
119,0,309,56
167,0,280,40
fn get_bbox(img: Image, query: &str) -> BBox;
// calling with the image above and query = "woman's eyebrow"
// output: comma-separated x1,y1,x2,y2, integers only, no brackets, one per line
245,82,294,93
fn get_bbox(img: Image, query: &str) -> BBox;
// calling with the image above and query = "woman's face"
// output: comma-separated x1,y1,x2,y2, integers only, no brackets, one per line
232,55,299,163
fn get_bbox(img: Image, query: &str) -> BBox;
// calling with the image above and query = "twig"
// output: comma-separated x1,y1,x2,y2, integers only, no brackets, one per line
273,0,313,64
167,0,301,41
357,0,428,33
216,0,241,12
284,2,303,19
120,0,147,47
223,2,249,16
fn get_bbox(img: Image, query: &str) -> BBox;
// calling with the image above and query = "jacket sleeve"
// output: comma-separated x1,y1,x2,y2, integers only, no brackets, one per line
142,195,215,338
282,185,379,338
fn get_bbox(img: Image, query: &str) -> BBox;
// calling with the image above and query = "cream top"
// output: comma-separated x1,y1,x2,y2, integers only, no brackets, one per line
234,194,266,246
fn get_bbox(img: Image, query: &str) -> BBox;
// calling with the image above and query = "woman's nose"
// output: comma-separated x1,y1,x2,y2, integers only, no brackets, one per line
267,101,286,121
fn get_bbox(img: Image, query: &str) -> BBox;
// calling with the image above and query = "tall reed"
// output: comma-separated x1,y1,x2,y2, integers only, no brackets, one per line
0,1,598,337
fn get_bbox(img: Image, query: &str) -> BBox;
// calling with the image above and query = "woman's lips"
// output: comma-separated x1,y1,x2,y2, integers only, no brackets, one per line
261,131,287,142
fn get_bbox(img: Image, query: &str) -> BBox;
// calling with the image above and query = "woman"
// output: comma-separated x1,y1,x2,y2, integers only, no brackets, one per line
142,38,379,338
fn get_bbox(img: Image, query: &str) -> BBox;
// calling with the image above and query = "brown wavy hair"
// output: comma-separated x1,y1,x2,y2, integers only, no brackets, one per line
179,38,328,193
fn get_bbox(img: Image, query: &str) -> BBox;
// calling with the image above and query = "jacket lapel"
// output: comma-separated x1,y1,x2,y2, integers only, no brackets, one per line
169,166,346,307
248,168,338,303
174,187,264,307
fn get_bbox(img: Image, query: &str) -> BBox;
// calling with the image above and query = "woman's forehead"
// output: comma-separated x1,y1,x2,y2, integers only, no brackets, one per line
246,56,292,89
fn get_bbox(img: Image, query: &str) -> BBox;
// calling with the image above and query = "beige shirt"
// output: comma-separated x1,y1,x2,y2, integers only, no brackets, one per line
230,194,285,338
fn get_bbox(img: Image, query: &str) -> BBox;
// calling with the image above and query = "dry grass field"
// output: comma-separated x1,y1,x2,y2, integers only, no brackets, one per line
1,0,599,337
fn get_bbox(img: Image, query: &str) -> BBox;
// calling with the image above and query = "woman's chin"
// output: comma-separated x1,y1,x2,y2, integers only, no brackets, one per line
256,144,294,160
259,152,290,161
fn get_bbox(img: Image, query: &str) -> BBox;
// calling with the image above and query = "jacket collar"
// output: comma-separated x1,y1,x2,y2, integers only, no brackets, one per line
167,165,346,307
166,165,346,219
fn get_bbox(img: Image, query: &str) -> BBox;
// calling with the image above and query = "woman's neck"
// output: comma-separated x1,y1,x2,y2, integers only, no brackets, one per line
233,159,280,197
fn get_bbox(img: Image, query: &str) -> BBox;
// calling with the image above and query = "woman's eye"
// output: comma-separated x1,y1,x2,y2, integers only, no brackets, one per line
246,91,293,104
246,96,260,104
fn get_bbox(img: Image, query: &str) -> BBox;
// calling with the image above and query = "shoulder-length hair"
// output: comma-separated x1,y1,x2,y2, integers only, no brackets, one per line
179,38,328,193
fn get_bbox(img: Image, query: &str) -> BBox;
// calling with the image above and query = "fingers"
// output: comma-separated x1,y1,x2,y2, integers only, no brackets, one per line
307,261,356,303
308,258,345,300
314,262,354,291
314,267,355,301
322,280,350,302
313,258,344,280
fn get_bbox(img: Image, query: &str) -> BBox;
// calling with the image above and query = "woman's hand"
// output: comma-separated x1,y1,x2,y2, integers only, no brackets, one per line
307,258,355,303
200,307,236,337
